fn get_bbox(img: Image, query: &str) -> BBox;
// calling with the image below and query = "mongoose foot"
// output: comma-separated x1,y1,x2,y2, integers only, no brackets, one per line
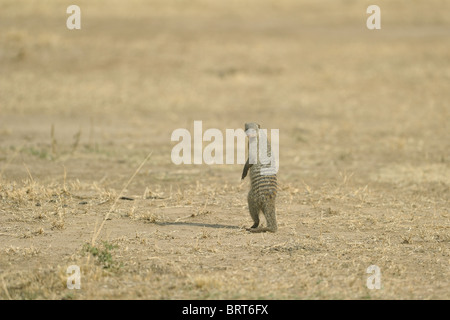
248,227,277,233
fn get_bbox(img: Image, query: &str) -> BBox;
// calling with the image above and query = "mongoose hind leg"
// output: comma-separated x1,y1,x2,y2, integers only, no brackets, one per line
262,199,277,232
247,192,260,230
249,200,277,233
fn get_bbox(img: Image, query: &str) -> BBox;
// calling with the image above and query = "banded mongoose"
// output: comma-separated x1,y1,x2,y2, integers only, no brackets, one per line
241,122,278,233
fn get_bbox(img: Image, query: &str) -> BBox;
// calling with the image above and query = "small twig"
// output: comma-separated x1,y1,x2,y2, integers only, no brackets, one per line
175,198,209,222
97,199,112,206
91,151,153,246
63,165,67,193
72,128,82,154
119,196,134,201
23,162,34,182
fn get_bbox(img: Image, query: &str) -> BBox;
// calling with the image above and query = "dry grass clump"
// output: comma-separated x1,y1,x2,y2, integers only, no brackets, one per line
137,212,160,223
3,246,40,257
1,178,62,206
190,274,224,291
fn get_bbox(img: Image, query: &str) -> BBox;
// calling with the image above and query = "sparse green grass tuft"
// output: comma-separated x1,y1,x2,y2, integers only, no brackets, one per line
83,241,122,270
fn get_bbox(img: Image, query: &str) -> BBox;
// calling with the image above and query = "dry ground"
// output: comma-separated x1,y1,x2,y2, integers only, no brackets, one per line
0,0,449,299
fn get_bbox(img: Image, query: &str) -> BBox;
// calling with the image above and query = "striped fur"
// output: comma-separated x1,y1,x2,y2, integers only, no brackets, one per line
242,123,278,233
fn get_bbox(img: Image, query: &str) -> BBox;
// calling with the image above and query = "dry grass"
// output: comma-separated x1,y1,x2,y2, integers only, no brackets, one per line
0,0,449,299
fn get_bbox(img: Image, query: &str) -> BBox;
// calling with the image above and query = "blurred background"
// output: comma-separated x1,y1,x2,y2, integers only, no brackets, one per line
0,0,449,190
0,0,449,300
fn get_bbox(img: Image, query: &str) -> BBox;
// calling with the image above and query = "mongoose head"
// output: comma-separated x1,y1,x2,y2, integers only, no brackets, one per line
245,123,260,138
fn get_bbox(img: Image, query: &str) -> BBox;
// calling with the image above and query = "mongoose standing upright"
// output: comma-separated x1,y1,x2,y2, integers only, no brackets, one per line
241,123,278,233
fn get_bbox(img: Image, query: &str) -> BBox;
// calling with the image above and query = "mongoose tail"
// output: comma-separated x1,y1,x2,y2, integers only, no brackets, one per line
241,159,252,180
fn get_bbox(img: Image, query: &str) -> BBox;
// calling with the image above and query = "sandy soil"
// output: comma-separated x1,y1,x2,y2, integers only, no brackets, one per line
0,0,449,299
